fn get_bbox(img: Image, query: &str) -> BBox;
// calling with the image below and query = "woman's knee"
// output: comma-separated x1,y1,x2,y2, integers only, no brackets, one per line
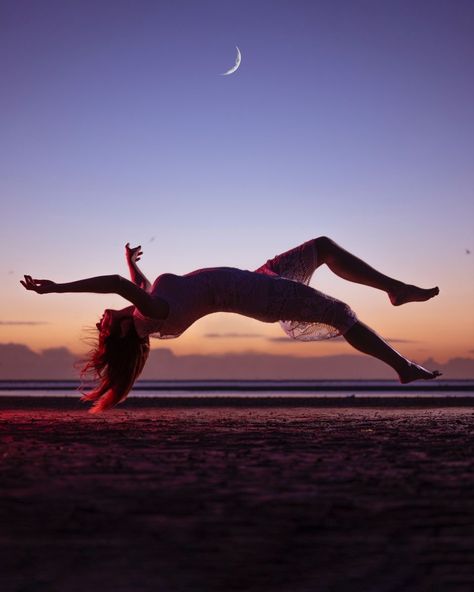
331,300,358,333
313,236,336,263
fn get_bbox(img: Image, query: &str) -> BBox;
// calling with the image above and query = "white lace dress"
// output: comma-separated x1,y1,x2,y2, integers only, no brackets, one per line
133,240,358,341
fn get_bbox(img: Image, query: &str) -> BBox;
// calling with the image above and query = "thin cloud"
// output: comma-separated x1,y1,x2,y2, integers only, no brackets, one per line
204,332,264,339
0,321,50,326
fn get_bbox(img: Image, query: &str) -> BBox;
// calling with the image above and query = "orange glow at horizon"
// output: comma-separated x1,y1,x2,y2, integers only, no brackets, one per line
1,299,472,365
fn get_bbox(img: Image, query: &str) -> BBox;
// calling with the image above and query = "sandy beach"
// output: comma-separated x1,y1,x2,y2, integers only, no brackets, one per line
1,400,473,592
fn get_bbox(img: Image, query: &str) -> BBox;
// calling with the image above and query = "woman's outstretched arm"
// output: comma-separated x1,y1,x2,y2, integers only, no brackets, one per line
125,243,151,291
22,274,122,295
21,274,168,319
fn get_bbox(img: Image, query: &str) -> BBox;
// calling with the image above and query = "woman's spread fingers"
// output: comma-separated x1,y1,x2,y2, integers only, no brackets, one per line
21,276,41,291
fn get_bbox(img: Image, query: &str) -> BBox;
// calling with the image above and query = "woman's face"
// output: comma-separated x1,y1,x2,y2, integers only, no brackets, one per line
97,309,132,337
96,309,113,334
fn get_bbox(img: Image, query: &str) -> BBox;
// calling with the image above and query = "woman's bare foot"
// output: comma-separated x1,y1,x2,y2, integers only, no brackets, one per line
398,362,442,384
389,284,439,306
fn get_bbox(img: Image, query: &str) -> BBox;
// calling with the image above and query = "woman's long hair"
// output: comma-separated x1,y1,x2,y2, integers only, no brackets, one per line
80,320,150,413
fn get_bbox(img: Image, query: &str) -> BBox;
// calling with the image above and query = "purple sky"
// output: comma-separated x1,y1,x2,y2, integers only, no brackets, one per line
1,0,473,364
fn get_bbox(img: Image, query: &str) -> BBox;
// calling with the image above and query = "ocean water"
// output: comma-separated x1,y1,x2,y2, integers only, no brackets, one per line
0,380,473,399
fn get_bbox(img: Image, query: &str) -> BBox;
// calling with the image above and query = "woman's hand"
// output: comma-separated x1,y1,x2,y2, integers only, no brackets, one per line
125,242,143,264
125,243,151,291
20,275,57,294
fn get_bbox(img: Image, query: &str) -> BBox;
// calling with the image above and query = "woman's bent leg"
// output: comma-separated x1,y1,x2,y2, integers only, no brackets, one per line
314,236,439,306
343,321,441,383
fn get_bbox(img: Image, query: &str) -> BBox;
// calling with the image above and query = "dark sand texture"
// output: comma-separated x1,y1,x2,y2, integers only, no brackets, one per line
1,404,474,592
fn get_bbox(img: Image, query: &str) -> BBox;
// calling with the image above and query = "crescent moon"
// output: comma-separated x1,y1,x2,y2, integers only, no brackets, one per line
221,46,241,76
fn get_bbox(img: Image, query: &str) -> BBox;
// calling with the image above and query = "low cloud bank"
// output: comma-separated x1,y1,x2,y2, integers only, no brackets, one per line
1,343,473,380
0,344,78,379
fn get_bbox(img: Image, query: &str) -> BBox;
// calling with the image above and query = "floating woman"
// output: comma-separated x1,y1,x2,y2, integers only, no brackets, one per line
21,237,441,412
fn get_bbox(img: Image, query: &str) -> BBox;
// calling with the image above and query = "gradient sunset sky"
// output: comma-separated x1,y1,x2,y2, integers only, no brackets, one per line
1,0,473,366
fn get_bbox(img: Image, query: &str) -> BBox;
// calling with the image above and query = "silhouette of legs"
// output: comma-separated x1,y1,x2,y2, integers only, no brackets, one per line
262,237,441,382
343,321,441,383
314,236,439,305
